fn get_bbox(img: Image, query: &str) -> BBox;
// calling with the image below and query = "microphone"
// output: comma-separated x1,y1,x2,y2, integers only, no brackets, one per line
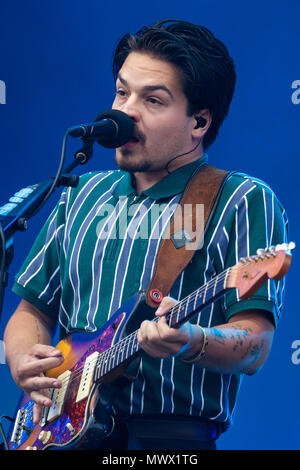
68,109,134,149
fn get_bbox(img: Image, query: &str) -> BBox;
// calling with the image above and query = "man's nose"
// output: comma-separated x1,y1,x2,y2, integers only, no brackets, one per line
117,97,141,123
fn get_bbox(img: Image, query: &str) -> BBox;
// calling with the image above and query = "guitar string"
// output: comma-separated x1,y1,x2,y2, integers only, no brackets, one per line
24,251,272,424
24,261,248,420
22,255,271,418
22,256,263,418
94,265,230,370
60,266,231,379
22,266,234,418
23,248,279,425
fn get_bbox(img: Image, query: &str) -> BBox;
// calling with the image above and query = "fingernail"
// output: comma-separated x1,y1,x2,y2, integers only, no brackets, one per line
54,352,64,360
155,306,163,315
50,350,59,356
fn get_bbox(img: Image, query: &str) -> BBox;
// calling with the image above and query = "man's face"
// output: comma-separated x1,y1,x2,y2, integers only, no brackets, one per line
112,52,197,174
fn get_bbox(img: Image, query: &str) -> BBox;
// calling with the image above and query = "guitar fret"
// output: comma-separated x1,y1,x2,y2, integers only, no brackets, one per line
109,350,116,371
202,281,209,304
98,356,103,379
130,337,135,356
103,354,109,375
104,349,111,374
126,338,132,359
223,267,230,289
176,302,181,324
185,295,190,320
116,345,122,367
121,344,126,362
132,335,139,355
102,353,108,376
214,272,226,297
212,276,218,297
193,288,201,312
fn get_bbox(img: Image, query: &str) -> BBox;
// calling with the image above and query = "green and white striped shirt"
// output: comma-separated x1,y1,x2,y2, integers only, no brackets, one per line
13,155,288,429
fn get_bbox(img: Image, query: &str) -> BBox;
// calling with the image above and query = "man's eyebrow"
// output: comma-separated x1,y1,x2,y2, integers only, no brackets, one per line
117,73,174,99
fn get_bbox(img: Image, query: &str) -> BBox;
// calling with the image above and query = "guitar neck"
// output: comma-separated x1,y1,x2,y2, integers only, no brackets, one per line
167,267,231,328
94,267,232,381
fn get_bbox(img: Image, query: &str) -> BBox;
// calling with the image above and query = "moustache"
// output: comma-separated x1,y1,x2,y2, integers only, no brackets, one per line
132,126,146,144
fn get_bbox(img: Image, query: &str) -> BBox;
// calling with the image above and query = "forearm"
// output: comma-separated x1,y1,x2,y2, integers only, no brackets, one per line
183,312,274,375
4,300,63,424
4,299,54,375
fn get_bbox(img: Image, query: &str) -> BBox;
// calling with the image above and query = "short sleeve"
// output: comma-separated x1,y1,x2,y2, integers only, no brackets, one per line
12,189,68,319
221,180,289,327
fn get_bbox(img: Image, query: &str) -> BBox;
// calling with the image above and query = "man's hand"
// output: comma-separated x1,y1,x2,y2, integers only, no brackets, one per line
12,344,64,424
137,297,198,358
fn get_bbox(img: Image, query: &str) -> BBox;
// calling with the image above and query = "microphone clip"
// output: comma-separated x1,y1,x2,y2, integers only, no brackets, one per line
74,138,94,164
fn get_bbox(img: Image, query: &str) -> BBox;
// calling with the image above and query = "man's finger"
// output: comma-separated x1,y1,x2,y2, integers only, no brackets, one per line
22,374,62,393
155,296,178,317
20,355,64,378
33,403,44,425
30,343,63,359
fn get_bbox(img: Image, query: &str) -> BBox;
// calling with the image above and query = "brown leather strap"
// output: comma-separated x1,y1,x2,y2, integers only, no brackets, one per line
146,164,229,307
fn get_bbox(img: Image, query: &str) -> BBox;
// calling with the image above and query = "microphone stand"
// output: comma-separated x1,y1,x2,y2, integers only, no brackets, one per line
0,136,94,327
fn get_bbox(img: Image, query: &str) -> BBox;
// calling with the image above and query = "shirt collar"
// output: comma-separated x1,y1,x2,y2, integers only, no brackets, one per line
112,154,208,200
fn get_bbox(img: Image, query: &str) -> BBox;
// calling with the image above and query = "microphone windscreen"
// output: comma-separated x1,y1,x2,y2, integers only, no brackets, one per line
94,109,134,148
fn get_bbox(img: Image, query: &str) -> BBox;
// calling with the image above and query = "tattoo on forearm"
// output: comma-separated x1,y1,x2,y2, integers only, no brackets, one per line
242,339,264,362
210,328,227,344
232,330,250,352
209,324,263,362
210,325,251,347
35,318,41,344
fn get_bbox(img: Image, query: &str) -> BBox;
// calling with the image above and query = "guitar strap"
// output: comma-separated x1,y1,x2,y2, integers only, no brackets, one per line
146,164,233,308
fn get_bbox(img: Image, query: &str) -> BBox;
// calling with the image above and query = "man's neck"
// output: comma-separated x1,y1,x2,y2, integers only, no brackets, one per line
132,151,204,195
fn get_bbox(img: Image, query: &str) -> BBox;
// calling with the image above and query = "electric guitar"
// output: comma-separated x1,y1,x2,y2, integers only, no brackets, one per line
7,242,295,450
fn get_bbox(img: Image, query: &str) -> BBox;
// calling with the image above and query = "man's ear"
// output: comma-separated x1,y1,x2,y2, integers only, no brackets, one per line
191,109,212,138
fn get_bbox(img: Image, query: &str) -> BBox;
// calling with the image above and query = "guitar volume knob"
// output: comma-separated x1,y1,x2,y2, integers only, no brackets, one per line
66,422,75,435
38,430,52,444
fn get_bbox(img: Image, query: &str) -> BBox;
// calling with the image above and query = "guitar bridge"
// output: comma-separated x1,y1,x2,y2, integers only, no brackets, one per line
10,408,28,445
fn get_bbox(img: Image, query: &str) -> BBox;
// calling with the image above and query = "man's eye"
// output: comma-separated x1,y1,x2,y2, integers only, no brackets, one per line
147,97,163,105
116,89,126,97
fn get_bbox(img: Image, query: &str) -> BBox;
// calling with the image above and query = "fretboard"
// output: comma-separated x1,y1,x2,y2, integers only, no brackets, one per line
95,267,232,381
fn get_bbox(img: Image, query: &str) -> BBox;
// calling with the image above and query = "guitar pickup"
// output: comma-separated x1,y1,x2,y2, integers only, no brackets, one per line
76,351,99,403
47,369,72,422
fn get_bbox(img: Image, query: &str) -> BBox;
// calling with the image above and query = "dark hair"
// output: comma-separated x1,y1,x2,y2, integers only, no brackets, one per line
112,19,236,148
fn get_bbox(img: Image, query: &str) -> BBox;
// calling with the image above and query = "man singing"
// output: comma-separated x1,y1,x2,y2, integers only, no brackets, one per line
4,19,288,450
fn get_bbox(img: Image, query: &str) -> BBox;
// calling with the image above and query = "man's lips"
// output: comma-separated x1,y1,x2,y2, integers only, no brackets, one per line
122,131,144,147
122,137,140,148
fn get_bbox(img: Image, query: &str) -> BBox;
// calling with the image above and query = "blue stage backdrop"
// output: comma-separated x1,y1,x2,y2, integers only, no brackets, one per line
0,0,299,450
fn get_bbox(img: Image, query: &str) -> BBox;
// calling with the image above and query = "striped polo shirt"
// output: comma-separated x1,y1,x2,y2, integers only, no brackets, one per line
12,155,288,429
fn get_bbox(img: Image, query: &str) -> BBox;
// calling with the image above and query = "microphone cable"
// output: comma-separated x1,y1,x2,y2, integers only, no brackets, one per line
28,131,69,219
0,131,70,323
164,140,201,174
0,223,6,323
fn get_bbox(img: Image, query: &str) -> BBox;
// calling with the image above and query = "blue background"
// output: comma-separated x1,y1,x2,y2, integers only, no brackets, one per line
0,0,299,450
